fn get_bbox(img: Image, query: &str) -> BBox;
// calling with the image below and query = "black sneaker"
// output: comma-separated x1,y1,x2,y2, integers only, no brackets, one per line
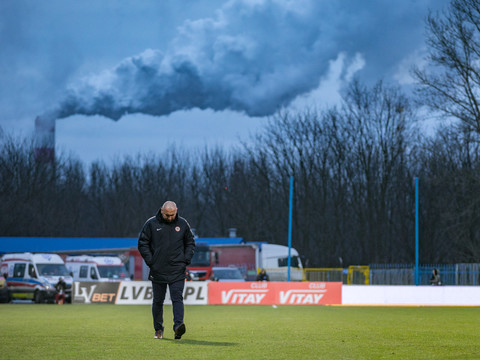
174,323,186,339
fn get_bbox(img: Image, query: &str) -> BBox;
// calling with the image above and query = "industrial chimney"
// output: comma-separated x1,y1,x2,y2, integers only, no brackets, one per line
34,115,55,163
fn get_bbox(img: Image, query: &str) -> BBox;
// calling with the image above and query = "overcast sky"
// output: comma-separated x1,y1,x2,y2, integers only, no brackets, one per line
0,0,449,165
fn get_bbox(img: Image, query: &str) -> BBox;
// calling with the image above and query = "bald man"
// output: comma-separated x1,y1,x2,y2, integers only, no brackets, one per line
138,201,195,340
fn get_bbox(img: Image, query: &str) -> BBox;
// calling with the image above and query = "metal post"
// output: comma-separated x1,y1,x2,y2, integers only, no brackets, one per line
415,177,419,286
287,176,294,282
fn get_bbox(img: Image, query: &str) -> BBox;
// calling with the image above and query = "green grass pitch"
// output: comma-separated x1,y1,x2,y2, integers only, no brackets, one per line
1,304,479,359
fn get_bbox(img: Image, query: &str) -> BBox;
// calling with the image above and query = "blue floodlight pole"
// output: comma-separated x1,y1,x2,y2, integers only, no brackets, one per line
287,176,294,282
415,177,419,286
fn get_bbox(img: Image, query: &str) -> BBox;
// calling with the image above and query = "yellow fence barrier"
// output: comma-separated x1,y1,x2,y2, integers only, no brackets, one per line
302,268,344,282
262,266,370,284
347,265,369,285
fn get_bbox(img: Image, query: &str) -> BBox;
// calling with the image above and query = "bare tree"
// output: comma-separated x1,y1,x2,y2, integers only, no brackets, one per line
0,133,89,236
339,80,416,264
240,80,416,267
414,0,480,134
413,126,480,263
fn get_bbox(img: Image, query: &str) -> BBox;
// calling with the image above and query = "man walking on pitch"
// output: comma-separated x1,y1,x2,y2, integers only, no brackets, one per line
138,201,195,340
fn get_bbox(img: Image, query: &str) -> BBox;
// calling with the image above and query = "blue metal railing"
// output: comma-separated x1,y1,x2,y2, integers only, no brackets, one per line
369,264,480,286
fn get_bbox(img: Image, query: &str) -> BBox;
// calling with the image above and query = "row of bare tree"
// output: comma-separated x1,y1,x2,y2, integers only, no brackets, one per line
1,79,480,266
2,0,480,266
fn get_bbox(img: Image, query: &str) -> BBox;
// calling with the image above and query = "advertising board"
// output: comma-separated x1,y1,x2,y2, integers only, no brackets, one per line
73,281,208,305
72,282,480,306
208,281,342,305
73,282,120,304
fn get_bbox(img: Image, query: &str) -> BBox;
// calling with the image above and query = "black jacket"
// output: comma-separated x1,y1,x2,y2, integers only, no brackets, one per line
138,209,195,283
55,279,66,293
256,273,269,281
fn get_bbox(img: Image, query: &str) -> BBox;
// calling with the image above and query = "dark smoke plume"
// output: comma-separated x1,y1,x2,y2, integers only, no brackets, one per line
53,0,446,121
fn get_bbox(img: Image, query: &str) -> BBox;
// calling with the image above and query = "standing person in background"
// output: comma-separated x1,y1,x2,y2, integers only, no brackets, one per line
430,268,441,285
256,268,269,281
138,201,195,340
55,277,66,304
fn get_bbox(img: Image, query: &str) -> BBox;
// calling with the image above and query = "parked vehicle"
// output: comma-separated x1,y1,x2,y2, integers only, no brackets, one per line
187,244,216,281
211,266,245,282
0,253,73,303
65,255,131,282
0,275,10,303
258,243,303,281
188,243,303,281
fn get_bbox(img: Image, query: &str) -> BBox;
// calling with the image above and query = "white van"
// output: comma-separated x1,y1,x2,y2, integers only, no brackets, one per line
0,253,73,303
66,255,131,282
259,244,304,281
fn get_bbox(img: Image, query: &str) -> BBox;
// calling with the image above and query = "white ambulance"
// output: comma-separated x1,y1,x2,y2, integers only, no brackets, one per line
66,255,131,282
0,253,73,303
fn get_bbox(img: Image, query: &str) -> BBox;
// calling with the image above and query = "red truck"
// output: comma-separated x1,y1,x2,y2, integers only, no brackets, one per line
186,244,216,281
187,243,257,281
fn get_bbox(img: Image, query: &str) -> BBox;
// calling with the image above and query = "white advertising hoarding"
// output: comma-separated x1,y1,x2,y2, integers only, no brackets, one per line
73,281,208,305
115,281,208,305
343,285,480,306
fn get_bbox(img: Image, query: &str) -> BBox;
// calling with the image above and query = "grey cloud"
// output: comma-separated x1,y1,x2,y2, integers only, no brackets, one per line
54,0,449,121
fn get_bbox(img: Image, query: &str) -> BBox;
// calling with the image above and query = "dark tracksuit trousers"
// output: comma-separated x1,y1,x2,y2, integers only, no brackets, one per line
152,279,185,331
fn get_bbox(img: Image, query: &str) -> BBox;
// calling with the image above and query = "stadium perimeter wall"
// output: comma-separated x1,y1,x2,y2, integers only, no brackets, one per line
72,281,480,306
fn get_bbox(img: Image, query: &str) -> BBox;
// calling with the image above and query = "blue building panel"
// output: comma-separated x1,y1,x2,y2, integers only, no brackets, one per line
0,236,245,254
195,237,244,246
0,237,138,254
